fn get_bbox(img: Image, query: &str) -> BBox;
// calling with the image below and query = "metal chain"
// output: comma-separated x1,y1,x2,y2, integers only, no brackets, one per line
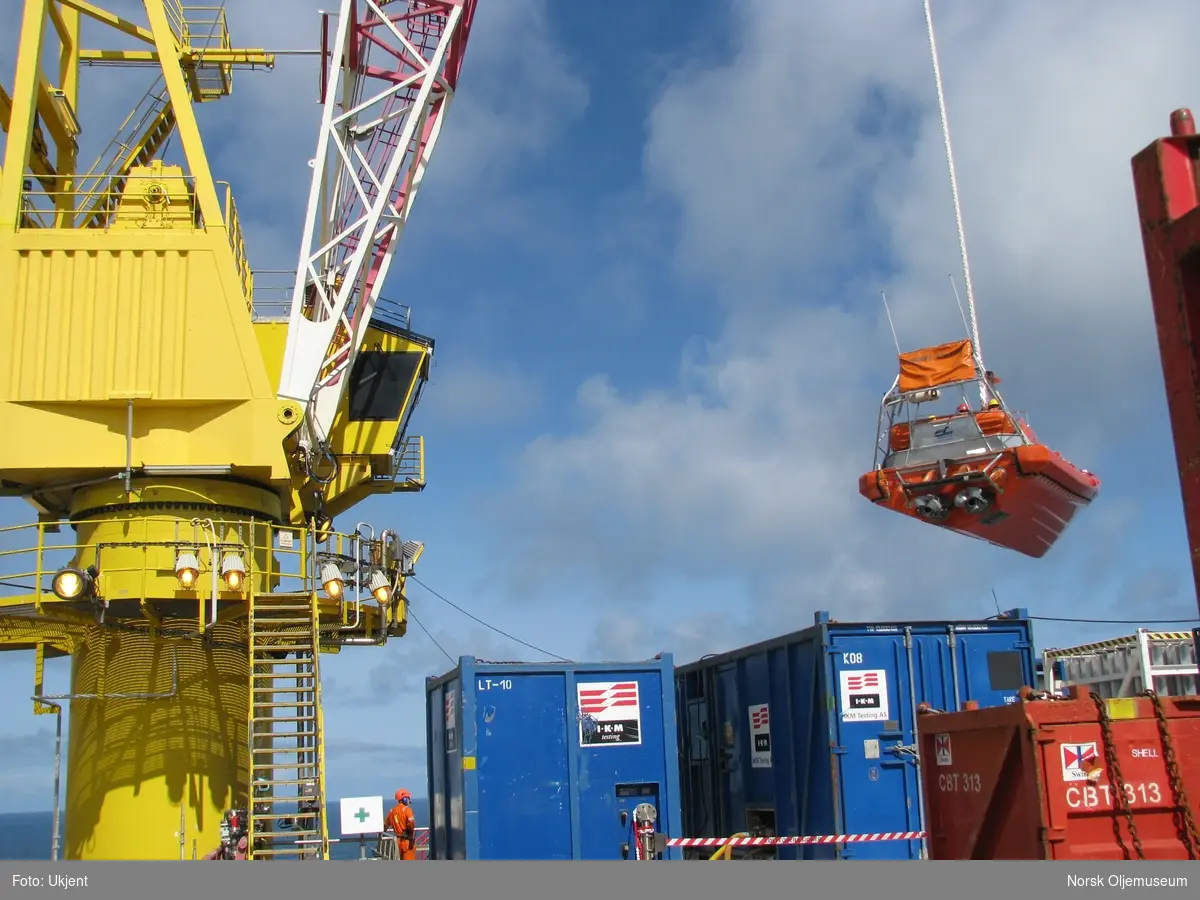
1090,691,1145,859
1141,689,1200,858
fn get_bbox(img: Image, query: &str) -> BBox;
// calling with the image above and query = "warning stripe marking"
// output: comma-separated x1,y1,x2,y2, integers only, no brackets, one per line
665,831,925,847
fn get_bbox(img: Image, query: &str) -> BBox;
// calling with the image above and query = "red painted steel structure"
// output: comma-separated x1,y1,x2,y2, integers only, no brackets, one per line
916,687,1200,860
1132,109,1200,620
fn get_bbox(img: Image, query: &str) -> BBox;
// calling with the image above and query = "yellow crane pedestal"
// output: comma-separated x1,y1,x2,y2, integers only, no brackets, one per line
62,621,249,861
48,479,267,860
0,478,411,859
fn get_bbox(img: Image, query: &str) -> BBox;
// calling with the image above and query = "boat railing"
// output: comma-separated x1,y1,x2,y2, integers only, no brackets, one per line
884,375,983,409
882,415,1025,472
874,377,990,469
877,389,1038,464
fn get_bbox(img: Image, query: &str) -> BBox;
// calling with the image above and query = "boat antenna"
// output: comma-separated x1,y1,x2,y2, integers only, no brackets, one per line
924,0,986,403
880,290,902,355
947,274,972,347
948,274,995,405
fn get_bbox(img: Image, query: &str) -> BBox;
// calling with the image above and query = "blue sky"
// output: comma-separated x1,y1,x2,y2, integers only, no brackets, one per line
2,0,1200,813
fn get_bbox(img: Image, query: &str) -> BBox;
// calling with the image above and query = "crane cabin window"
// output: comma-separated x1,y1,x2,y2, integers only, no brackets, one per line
347,350,424,421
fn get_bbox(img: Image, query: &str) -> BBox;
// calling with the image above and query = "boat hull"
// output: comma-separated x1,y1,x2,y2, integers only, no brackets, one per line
859,444,1100,559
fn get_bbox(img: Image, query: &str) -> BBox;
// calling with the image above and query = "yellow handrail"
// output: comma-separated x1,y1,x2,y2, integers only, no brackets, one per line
312,585,331,859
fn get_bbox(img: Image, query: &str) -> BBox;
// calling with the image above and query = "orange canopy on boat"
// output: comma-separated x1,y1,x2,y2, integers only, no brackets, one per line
897,339,977,393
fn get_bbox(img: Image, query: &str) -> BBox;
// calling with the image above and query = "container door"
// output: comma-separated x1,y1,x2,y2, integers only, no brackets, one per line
694,662,743,841
574,671,674,859
828,633,924,860
950,626,1033,709
428,683,450,858
677,670,718,842
473,673,574,859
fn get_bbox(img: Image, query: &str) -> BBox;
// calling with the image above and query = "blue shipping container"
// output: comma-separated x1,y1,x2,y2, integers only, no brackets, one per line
674,608,1035,860
426,656,684,860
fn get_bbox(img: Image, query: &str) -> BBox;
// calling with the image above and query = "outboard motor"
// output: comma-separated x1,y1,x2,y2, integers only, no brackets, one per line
954,486,990,514
914,495,947,519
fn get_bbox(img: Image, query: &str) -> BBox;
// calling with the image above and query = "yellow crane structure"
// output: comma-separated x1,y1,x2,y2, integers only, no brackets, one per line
0,0,479,860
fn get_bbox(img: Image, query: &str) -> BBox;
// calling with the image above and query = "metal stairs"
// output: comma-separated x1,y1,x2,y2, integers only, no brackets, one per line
247,590,331,860
77,83,177,229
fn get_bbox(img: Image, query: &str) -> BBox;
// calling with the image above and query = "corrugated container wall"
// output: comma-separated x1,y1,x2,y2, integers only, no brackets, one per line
674,609,1036,860
426,656,683,860
1044,630,1199,699
917,688,1200,859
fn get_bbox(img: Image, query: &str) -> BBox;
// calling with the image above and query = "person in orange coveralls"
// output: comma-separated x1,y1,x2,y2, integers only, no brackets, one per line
385,788,417,860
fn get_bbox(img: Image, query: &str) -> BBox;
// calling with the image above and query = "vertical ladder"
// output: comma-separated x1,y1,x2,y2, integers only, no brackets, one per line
247,590,331,859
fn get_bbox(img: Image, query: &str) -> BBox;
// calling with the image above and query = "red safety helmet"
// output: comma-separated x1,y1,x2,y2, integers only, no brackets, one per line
395,789,412,803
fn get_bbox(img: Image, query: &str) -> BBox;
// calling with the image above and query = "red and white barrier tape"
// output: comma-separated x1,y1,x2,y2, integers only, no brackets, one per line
666,831,925,848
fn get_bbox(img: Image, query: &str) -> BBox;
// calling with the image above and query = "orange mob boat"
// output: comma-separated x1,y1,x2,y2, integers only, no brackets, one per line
858,339,1100,559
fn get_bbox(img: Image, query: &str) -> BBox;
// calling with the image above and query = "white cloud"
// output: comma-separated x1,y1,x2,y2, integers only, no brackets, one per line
643,0,918,298
427,0,589,191
487,0,1200,638
583,610,754,670
640,0,1198,412
875,1,1199,413
424,357,543,429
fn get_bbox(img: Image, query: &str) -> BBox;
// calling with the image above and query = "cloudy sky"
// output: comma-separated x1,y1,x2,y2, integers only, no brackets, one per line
2,0,1200,814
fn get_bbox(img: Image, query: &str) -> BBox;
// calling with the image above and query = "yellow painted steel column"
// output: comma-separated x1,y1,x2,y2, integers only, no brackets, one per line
62,623,249,860
0,0,48,226
55,478,282,860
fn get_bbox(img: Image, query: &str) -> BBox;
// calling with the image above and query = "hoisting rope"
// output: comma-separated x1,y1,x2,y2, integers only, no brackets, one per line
923,0,987,406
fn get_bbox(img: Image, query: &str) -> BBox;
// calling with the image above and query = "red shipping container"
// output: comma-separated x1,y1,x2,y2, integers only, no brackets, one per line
916,687,1200,859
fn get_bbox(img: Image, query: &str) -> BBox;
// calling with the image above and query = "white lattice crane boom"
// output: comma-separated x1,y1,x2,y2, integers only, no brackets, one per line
277,0,477,461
